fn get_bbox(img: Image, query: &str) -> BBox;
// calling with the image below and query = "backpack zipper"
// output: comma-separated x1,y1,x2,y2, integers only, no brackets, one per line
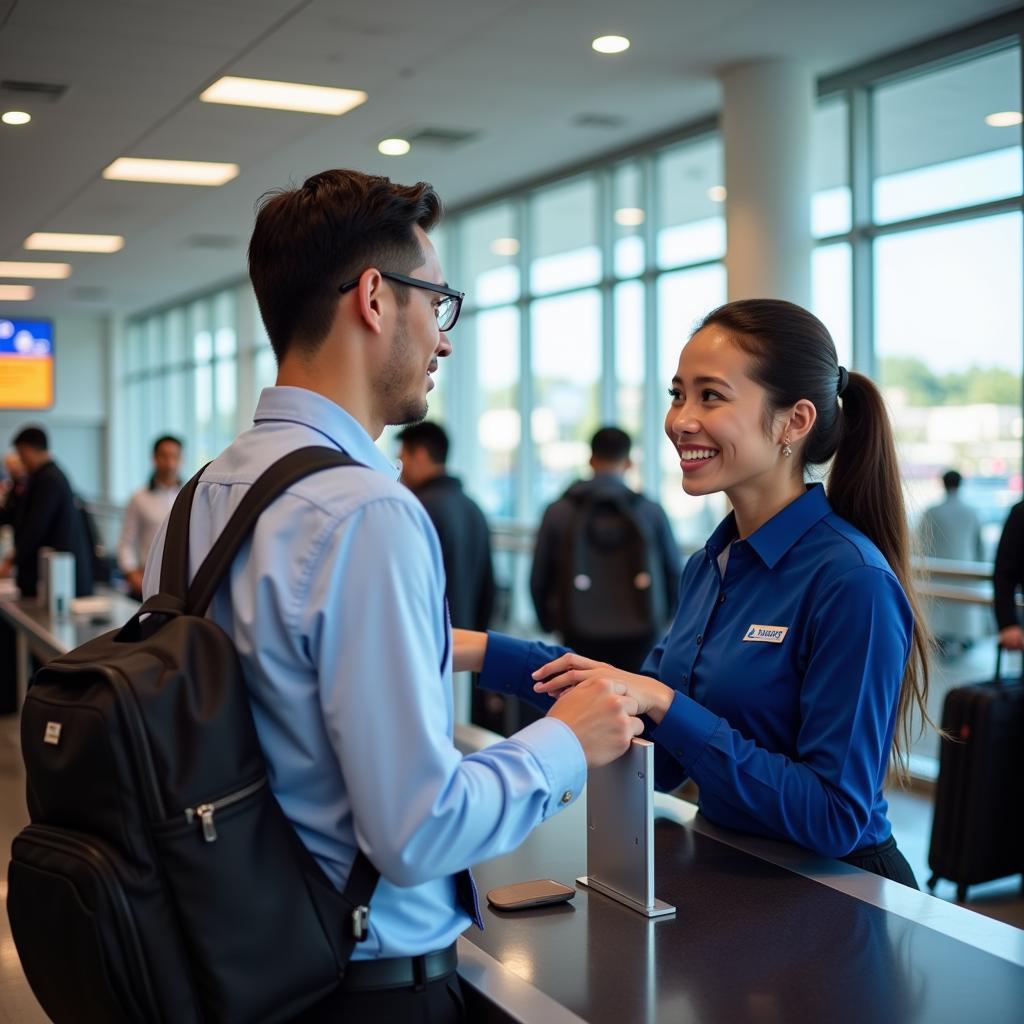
184,777,267,842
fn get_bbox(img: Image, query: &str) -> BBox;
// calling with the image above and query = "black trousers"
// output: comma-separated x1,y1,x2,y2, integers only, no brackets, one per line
841,835,919,889
293,972,466,1024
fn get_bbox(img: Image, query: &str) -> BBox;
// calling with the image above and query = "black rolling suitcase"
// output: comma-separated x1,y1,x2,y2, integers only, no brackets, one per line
926,648,1024,901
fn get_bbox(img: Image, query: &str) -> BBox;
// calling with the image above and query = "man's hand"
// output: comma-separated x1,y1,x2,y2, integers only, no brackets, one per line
532,652,676,724
547,677,644,767
452,629,487,673
999,625,1024,651
125,569,144,595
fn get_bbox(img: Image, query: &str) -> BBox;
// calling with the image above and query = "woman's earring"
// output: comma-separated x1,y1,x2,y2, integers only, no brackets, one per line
782,435,793,458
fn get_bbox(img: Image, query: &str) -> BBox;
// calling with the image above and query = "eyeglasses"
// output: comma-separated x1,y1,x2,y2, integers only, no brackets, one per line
339,271,464,332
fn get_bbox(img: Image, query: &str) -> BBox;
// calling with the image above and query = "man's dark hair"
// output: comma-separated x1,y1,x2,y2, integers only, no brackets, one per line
153,435,182,456
942,469,962,493
248,169,442,363
591,426,631,463
397,421,449,465
13,426,47,451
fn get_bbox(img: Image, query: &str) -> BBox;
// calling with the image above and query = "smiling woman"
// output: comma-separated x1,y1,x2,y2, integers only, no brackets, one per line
456,297,931,889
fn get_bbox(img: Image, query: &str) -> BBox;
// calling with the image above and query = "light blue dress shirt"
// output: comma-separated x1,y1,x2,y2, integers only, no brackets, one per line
144,386,586,958
480,485,913,860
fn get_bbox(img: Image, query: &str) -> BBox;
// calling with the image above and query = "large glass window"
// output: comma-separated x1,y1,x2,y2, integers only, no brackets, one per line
474,307,521,518
656,137,726,269
530,178,600,295
874,48,1023,224
531,291,602,505
812,97,851,237
875,212,1023,552
811,243,853,367
461,202,520,308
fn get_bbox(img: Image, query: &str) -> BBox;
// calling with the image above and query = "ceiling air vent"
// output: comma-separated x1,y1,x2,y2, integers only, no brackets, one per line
185,234,240,250
72,286,108,301
404,126,479,148
0,79,68,102
573,113,625,129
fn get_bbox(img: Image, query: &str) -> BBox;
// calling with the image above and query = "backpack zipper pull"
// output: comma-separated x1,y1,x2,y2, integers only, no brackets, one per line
185,803,218,842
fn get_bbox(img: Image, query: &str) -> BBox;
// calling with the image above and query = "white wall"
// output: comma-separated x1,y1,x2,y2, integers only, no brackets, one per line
0,312,110,500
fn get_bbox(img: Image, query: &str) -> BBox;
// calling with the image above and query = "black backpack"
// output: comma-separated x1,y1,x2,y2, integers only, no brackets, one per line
7,446,380,1024
558,488,666,642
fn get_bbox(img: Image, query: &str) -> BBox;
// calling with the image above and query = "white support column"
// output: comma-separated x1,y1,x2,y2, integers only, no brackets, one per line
720,59,814,306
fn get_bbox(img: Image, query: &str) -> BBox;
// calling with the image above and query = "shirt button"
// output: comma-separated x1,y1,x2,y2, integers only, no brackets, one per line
696,634,703,645
718,593,726,604
560,790,573,805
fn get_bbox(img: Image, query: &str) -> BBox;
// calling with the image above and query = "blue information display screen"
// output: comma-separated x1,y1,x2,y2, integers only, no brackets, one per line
0,318,54,409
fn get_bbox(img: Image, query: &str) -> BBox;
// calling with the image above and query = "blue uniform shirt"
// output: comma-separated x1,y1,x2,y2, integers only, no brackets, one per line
480,484,913,859
144,386,586,958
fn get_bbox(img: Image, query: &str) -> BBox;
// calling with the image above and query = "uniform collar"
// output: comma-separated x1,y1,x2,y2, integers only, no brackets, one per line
706,483,833,569
252,386,398,479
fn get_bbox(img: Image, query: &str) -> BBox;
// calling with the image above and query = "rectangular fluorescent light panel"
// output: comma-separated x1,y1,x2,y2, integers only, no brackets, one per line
0,285,35,300
25,232,124,253
102,158,239,186
200,76,367,115
0,261,71,279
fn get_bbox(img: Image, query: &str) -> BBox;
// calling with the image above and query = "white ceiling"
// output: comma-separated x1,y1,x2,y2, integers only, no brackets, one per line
0,0,1017,315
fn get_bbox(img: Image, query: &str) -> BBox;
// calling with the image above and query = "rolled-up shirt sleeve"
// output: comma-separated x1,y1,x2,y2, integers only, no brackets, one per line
651,565,912,858
305,500,586,887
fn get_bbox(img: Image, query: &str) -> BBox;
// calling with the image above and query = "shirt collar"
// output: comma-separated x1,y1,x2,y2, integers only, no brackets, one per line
706,483,833,569
252,386,398,479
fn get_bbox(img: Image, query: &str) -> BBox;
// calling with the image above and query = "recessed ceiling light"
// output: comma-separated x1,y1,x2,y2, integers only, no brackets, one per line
614,207,645,226
102,157,239,186
707,185,727,202
592,35,630,54
24,232,124,253
0,261,71,279
200,76,367,116
2,111,31,125
490,238,520,256
0,285,35,300
378,138,410,156
985,111,1022,127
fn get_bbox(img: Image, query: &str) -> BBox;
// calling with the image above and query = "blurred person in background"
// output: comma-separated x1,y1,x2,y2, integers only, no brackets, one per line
397,421,494,632
918,469,984,657
117,435,183,599
0,425,93,598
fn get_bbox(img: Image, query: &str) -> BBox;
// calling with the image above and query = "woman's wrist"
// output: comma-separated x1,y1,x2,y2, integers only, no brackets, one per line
642,678,675,725
452,629,488,673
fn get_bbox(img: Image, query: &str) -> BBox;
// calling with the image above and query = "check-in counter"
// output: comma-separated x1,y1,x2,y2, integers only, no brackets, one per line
0,585,140,705
455,727,1024,1024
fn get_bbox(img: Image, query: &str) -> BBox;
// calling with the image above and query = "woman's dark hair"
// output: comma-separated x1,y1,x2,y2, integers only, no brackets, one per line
248,169,442,362
695,298,933,778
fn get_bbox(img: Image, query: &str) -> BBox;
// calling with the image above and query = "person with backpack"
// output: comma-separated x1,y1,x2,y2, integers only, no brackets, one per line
530,426,682,671
457,299,933,888
6,169,643,1024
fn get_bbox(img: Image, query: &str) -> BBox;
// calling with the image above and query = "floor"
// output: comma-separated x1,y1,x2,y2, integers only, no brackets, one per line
1,692,1022,1021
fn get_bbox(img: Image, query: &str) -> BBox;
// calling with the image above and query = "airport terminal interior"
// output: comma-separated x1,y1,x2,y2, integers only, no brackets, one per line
2,1,1024,1021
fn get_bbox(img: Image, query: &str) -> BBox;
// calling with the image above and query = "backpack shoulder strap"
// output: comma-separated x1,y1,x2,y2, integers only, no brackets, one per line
185,446,361,616
159,464,210,603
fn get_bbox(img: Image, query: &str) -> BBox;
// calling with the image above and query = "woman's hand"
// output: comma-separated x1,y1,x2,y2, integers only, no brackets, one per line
452,629,488,673
532,652,676,725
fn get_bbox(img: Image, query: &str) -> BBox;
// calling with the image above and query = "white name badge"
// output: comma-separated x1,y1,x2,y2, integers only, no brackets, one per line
743,624,789,644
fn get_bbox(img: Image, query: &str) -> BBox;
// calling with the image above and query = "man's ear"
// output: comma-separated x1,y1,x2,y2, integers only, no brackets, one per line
355,268,386,335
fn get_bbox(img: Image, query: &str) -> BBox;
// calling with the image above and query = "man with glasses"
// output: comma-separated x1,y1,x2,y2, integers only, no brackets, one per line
143,169,642,1023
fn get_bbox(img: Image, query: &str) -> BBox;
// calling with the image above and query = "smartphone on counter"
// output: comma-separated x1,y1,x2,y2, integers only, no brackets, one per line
486,879,575,911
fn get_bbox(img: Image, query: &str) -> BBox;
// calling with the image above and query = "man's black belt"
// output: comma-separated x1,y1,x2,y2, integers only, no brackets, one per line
341,943,458,991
